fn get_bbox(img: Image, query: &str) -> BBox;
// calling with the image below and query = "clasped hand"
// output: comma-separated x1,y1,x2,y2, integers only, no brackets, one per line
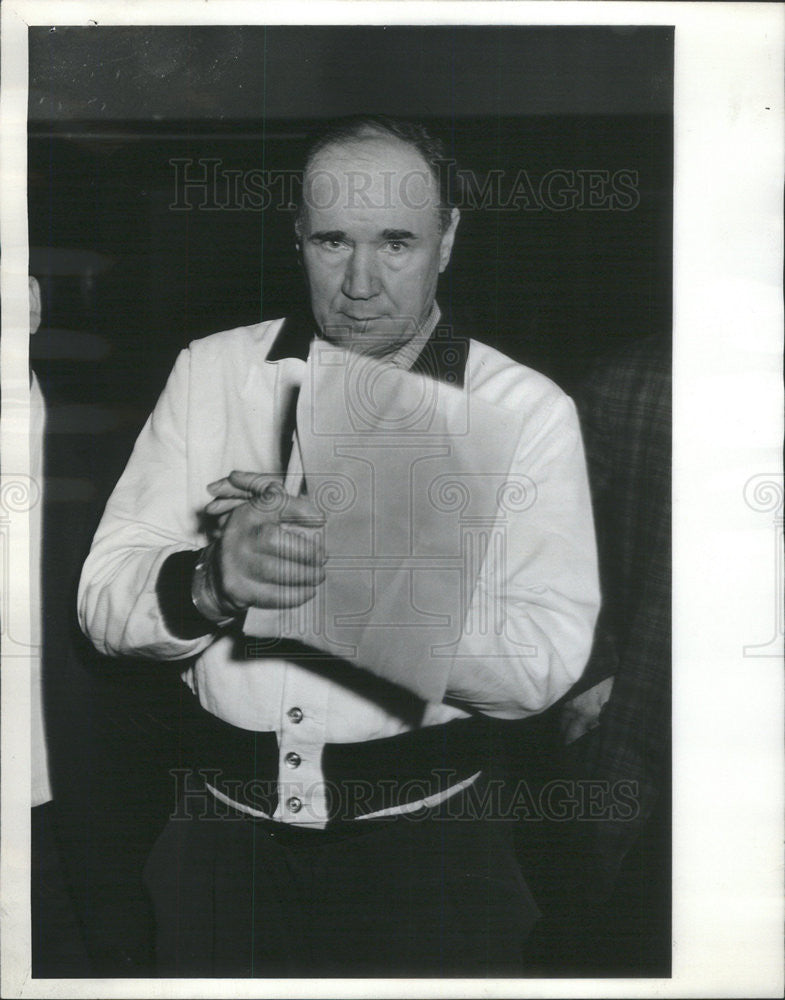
203,471,327,612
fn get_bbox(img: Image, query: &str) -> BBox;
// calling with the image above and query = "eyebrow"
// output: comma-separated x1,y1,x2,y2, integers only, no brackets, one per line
308,230,346,243
308,228,420,242
381,229,419,241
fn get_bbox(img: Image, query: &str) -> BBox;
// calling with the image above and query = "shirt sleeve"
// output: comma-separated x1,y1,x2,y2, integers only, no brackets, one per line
77,347,216,661
444,392,600,719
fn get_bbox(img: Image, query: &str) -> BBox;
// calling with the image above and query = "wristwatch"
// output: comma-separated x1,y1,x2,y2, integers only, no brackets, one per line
191,541,239,627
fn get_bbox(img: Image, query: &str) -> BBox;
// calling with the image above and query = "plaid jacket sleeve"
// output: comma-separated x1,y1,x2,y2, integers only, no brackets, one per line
568,335,671,888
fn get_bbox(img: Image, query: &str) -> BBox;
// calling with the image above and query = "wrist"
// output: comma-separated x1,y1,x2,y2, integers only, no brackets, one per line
191,541,243,625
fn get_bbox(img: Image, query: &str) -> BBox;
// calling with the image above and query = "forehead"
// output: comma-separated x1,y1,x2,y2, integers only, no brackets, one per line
303,134,440,231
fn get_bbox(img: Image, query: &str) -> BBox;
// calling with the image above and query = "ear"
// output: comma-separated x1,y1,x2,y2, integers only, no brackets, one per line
438,207,460,273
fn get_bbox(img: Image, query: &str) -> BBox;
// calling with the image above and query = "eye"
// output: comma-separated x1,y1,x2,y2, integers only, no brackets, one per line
385,240,408,253
321,238,345,251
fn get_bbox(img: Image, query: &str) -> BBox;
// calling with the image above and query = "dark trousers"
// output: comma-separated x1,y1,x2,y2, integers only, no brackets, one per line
143,789,539,977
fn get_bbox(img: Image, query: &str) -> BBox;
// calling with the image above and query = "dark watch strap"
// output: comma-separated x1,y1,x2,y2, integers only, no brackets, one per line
156,549,216,639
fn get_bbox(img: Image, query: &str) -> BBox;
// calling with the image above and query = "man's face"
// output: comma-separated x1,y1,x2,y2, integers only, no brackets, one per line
300,135,460,357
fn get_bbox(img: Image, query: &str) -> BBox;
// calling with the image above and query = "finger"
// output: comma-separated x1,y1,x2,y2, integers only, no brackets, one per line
252,554,327,587
266,524,327,565
248,480,292,518
227,471,282,497
284,528,328,565
205,497,248,515
217,534,324,608
222,475,293,520
249,583,320,609
223,473,325,526
276,492,326,527
207,477,253,498
247,483,326,527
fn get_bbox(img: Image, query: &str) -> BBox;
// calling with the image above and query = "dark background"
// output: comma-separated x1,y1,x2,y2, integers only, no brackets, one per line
28,24,672,977
30,25,673,421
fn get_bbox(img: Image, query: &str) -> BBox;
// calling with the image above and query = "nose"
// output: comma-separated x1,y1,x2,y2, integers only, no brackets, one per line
341,246,380,300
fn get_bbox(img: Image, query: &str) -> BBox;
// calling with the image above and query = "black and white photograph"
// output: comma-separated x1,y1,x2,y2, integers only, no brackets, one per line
0,2,782,996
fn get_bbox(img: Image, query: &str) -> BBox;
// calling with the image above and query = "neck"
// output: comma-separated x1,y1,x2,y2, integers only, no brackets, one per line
388,302,441,371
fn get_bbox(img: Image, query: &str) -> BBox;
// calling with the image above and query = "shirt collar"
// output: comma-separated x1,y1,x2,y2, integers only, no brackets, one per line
387,302,441,372
267,302,467,389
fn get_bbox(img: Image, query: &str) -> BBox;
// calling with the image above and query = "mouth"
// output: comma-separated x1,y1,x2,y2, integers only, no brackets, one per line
339,313,385,323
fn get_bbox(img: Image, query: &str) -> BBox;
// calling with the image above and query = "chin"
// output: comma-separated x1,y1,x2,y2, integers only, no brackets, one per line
322,317,413,357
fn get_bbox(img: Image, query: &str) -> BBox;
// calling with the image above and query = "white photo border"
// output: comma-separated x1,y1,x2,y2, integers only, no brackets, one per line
1,2,783,997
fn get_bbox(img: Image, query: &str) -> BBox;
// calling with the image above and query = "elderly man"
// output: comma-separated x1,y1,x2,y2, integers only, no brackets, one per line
78,116,599,976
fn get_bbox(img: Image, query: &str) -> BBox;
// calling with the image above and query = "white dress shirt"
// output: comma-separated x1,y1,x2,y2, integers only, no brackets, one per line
78,316,599,826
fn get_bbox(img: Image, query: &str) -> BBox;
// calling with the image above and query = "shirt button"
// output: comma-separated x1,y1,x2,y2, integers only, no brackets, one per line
284,751,301,769
286,796,302,814
287,707,304,724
